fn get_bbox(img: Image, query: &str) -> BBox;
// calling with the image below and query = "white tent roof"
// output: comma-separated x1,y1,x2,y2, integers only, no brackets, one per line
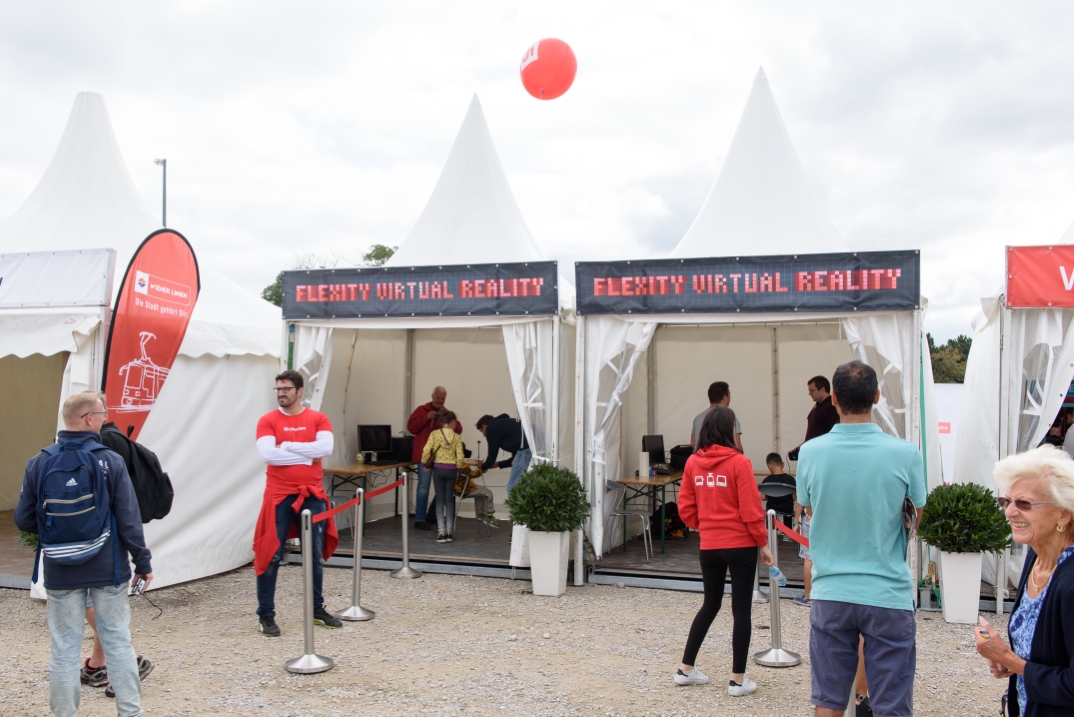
671,68,846,258
0,92,279,357
387,94,545,267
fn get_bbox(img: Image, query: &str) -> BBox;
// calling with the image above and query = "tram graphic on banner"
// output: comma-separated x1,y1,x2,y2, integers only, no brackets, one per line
116,331,171,412
103,230,200,440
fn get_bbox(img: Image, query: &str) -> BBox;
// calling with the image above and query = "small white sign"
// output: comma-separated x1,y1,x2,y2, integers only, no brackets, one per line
134,270,150,295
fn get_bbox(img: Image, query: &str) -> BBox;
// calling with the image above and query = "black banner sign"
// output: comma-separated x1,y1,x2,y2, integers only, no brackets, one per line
575,251,919,315
282,261,558,319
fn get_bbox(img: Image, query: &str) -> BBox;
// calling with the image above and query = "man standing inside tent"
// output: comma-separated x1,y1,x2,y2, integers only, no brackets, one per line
253,370,342,637
690,382,742,452
477,414,531,493
15,391,152,717
407,386,463,530
788,375,840,461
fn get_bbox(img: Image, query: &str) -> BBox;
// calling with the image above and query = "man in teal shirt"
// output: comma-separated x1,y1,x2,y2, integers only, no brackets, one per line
798,360,926,717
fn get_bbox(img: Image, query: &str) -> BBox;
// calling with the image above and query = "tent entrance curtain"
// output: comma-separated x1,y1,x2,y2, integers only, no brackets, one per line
579,310,930,557
290,318,566,523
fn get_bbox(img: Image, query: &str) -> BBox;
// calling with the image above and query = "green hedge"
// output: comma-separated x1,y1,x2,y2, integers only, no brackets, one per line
505,463,590,533
917,482,1011,554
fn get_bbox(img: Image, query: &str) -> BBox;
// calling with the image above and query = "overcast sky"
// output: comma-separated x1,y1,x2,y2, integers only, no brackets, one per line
1,2,1072,341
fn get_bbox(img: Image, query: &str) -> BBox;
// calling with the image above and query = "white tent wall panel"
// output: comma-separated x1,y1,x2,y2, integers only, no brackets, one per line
653,325,774,470
138,353,279,590
776,323,855,461
413,327,516,519
0,353,68,510
316,329,408,524
556,318,576,469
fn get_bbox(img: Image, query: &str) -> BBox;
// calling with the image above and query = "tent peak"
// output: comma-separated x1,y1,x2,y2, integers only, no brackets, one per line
470,93,481,107
754,66,767,82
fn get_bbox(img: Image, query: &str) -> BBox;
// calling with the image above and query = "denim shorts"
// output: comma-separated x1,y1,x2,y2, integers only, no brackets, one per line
810,600,916,717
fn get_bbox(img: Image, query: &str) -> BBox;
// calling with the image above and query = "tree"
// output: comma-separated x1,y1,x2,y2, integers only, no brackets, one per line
362,244,397,267
260,252,344,308
927,332,972,383
261,246,397,307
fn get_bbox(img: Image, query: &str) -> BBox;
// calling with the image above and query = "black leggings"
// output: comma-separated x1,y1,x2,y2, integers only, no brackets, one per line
681,546,758,674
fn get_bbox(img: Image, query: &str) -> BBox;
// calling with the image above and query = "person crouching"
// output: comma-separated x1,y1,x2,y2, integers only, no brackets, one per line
421,410,466,543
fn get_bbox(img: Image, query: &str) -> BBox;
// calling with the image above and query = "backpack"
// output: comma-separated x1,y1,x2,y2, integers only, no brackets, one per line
100,423,174,523
33,439,120,585
651,501,690,540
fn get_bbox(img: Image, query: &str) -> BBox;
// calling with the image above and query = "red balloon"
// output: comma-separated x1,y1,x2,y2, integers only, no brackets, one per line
519,38,577,100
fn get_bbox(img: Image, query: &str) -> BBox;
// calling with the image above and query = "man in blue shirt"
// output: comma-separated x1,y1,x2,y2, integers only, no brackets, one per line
797,361,926,717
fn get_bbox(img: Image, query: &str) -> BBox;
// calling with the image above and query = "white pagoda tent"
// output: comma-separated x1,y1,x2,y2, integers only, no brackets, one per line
290,94,574,535
576,69,942,568
0,92,281,590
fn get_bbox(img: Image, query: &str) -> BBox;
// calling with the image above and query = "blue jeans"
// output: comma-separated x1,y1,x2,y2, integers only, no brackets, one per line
506,448,532,493
414,464,433,524
47,583,142,717
256,495,327,619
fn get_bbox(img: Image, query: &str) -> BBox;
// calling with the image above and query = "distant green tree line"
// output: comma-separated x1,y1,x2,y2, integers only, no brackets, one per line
261,244,397,307
928,333,971,383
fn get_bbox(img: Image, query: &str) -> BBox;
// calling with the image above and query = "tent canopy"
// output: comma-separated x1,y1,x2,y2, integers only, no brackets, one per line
0,92,280,359
579,69,939,557
671,67,846,259
0,92,280,591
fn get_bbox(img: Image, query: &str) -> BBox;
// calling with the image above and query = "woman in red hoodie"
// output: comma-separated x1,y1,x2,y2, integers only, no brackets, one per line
674,406,773,696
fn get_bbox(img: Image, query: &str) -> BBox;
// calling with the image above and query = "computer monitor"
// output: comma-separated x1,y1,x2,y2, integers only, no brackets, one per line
357,425,392,455
642,435,665,464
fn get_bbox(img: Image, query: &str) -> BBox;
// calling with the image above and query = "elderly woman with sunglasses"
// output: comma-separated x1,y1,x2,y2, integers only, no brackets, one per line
974,445,1074,717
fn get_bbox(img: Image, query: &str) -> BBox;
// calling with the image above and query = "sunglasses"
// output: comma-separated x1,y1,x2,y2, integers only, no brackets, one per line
997,497,1055,512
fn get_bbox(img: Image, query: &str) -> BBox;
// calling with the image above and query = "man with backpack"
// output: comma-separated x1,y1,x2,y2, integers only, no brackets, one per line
15,391,153,717
78,416,169,696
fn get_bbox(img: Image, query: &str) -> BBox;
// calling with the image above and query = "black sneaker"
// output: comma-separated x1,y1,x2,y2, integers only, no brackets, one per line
259,617,281,637
314,609,343,629
104,656,153,698
80,659,108,687
414,521,431,530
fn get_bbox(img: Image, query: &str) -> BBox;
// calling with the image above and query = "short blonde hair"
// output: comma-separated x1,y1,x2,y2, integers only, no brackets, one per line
61,391,103,427
994,445,1074,522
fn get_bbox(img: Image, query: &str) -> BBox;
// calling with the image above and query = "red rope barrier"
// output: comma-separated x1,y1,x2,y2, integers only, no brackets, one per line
312,478,404,523
773,519,809,548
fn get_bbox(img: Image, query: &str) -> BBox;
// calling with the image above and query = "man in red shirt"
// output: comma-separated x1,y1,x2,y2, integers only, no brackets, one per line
406,386,463,530
253,370,341,636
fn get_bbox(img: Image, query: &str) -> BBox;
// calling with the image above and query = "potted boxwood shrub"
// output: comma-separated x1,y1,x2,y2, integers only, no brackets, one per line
505,463,590,596
917,482,1011,624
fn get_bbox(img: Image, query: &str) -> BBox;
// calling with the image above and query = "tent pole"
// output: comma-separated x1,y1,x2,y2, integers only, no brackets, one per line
403,329,415,517
646,330,655,435
771,326,780,455
574,315,587,587
551,315,561,464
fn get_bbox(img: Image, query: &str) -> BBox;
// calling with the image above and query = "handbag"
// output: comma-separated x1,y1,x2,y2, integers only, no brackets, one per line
422,429,443,471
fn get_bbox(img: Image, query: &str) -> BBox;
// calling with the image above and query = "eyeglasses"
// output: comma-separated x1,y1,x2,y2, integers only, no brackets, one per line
997,497,1055,512
274,387,296,393
80,411,108,419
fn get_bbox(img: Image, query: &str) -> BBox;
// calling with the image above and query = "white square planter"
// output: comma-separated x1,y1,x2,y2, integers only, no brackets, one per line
527,530,570,596
940,551,983,624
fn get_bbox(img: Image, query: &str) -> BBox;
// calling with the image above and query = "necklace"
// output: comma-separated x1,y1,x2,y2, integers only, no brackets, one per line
1030,564,1055,592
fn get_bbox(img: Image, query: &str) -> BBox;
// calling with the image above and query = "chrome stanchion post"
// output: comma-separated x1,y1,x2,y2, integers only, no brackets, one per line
391,470,422,579
752,550,766,603
339,489,375,621
285,510,334,673
753,509,802,668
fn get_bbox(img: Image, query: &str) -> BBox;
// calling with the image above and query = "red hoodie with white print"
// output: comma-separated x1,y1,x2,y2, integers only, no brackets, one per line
678,444,767,550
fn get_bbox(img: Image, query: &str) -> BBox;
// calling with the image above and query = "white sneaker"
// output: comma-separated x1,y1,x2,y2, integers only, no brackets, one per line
728,676,758,696
674,667,710,686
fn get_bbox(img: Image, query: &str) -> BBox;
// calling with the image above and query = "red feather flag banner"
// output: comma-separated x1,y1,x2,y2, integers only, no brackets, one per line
102,229,200,440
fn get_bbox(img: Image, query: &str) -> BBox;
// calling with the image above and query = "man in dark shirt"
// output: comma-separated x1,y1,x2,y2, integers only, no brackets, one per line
788,375,840,460
476,414,531,493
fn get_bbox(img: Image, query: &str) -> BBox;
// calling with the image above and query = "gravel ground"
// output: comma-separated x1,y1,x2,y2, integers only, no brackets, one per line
1,565,1006,716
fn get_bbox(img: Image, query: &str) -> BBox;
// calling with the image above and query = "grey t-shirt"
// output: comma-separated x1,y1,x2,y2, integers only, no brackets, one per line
692,407,741,448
